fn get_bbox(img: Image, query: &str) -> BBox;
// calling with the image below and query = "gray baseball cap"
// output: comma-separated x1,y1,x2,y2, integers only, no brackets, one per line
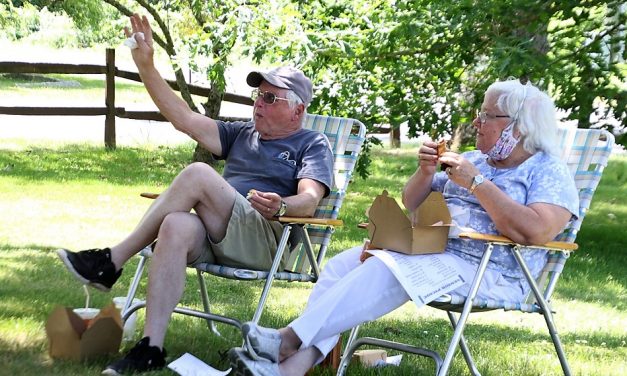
246,66,313,105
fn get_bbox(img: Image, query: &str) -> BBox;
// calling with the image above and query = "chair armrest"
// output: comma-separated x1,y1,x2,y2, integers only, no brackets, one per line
140,193,342,227
355,223,577,252
458,232,578,252
278,216,343,227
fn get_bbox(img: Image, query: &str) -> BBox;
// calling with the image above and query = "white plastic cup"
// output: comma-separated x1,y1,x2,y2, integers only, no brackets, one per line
113,297,142,342
73,307,100,328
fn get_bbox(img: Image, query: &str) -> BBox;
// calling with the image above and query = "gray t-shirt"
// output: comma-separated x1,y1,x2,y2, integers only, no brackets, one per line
215,120,334,197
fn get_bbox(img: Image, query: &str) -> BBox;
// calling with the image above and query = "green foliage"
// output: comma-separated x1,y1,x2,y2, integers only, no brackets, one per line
4,0,624,177
0,1,40,40
241,0,625,152
547,2,626,134
166,0,250,93
58,0,126,46
1,0,127,47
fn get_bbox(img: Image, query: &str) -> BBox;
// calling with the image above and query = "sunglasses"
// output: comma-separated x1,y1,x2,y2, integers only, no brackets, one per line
251,89,289,105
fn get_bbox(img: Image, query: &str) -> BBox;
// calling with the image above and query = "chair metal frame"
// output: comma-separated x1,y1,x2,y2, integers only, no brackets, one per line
337,128,615,376
120,114,366,336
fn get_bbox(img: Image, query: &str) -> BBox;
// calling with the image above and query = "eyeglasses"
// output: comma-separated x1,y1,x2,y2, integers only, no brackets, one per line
475,109,510,125
251,89,289,105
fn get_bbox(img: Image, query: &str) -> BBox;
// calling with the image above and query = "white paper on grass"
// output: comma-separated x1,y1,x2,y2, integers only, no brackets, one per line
366,250,465,309
385,354,403,366
168,353,231,376
372,354,404,367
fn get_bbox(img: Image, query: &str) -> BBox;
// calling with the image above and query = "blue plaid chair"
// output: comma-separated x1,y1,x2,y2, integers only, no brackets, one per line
338,128,614,376
121,114,366,336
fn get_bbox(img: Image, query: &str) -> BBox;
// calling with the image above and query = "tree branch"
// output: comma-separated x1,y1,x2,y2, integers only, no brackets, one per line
101,0,167,50
102,0,197,112
134,0,177,56
547,21,624,68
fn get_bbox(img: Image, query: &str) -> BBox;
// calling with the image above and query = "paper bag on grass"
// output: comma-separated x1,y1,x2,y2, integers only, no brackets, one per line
352,349,387,367
45,303,123,360
366,190,452,254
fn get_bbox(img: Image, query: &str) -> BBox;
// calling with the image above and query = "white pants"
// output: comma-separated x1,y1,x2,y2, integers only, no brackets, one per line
288,245,525,360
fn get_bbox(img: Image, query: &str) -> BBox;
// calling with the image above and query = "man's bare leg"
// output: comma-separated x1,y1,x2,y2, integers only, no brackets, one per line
109,162,235,269
141,211,208,348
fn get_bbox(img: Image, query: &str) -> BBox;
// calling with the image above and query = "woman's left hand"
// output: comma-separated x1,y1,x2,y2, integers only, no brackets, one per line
439,152,480,190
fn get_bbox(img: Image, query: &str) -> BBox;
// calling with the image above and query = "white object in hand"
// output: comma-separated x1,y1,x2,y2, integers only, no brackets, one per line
123,32,145,49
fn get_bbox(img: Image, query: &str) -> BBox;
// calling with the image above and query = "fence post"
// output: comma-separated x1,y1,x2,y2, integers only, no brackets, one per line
105,48,116,149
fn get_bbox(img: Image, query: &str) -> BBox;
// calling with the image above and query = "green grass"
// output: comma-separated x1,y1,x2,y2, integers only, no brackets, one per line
0,141,625,376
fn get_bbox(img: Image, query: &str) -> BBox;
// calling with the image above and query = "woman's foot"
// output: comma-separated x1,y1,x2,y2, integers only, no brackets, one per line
229,347,280,376
241,322,282,362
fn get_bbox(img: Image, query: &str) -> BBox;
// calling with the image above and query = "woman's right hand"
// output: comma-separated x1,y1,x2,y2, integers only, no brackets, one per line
417,140,439,175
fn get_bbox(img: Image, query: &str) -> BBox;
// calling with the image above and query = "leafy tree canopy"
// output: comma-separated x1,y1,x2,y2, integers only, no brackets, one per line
245,0,625,154
4,0,625,176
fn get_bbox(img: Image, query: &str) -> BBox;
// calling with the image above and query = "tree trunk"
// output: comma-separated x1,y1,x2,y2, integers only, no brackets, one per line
192,87,223,164
390,127,401,148
451,121,475,152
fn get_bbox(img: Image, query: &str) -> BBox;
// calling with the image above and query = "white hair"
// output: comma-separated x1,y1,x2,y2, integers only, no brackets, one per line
486,79,559,156
286,90,308,125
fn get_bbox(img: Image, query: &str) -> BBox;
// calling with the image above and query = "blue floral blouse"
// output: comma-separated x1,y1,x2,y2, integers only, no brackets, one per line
432,150,579,291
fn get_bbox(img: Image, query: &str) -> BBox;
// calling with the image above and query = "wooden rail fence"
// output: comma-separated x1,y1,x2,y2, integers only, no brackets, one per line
0,48,254,148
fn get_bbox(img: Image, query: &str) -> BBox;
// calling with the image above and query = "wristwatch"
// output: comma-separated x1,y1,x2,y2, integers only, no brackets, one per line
275,200,287,217
469,174,485,194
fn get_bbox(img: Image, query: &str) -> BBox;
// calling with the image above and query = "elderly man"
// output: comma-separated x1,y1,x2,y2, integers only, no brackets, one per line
55,14,333,375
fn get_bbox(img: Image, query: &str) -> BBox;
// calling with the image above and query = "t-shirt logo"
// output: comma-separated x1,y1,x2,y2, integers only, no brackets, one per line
278,151,296,166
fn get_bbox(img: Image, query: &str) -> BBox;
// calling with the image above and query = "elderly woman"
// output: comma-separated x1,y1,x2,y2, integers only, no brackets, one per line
228,79,579,376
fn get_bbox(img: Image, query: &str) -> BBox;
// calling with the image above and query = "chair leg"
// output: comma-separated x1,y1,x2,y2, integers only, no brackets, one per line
511,248,572,376
446,312,481,376
439,243,494,376
250,225,293,324
123,248,150,316
337,325,444,376
336,325,360,376
196,269,222,337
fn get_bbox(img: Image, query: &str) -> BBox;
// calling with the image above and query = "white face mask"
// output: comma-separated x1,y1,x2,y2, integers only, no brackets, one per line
486,83,528,161
486,120,519,161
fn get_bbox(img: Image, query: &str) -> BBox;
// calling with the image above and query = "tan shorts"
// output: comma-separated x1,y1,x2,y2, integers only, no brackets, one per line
189,193,287,270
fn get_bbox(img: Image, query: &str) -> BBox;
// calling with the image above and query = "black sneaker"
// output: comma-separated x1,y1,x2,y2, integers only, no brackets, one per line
56,248,122,292
102,337,167,375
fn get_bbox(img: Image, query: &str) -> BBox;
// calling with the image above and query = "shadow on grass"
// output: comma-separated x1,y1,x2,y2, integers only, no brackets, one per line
0,143,204,186
0,242,291,374
341,314,626,376
1,240,624,375
1,146,625,374
0,242,265,326
555,157,627,311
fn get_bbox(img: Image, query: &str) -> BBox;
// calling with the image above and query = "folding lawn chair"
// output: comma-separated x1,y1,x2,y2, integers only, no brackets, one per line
337,128,614,376
120,114,366,337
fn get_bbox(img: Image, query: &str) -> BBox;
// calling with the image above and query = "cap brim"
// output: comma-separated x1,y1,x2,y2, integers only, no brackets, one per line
246,71,290,90
246,72,264,87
